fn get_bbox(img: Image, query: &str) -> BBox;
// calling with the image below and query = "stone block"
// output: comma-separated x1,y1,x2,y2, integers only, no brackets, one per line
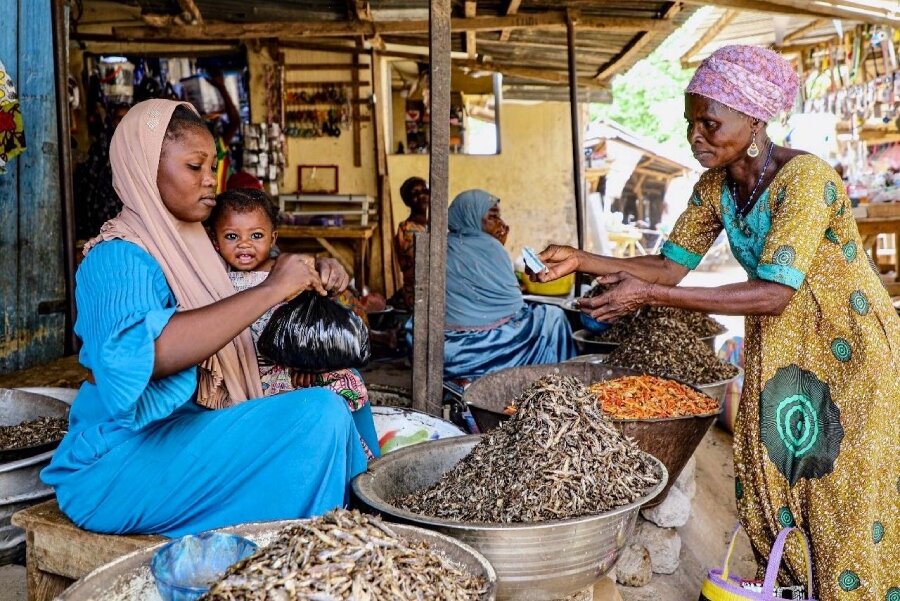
634,521,681,575
674,455,697,499
615,544,652,587
641,486,691,528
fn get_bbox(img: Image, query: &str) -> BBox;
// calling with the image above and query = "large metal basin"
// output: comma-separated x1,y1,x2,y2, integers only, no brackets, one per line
58,518,497,601
352,435,667,600
463,363,721,508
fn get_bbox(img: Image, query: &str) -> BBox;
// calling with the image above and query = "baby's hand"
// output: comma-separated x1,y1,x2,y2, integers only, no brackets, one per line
316,257,350,293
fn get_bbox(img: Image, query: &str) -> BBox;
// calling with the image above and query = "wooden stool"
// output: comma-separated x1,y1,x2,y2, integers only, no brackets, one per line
11,500,163,601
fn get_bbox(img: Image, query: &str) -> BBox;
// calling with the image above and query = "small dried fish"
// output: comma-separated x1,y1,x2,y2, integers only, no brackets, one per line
0,416,68,451
200,509,489,601
605,318,738,385
396,375,661,523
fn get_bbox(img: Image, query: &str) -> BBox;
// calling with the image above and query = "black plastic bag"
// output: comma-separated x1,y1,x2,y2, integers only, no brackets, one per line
257,292,370,372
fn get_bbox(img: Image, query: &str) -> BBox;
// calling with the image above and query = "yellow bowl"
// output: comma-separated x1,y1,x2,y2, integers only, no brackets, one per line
520,273,574,296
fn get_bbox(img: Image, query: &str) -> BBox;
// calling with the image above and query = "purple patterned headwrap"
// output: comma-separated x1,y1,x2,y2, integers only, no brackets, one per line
685,45,799,122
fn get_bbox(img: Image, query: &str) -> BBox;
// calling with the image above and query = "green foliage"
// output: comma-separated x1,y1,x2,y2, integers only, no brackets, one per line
589,9,711,152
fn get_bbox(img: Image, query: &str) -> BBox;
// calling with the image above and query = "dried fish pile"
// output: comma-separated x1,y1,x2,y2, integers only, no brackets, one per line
200,509,489,601
396,375,660,523
605,319,738,385
0,416,68,451
584,283,724,341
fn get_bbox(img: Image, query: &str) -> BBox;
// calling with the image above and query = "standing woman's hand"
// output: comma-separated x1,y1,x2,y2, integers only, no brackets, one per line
532,245,582,282
577,272,653,322
316,257,350,294
263,253,328,301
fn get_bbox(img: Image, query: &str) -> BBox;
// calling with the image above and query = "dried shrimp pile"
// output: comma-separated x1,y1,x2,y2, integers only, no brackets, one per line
589,375,719,419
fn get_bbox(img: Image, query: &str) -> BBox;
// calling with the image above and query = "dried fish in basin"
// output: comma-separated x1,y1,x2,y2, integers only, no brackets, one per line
584,284,725,342
200,509,489,601
0,416,68,451
605,318,738,385
396,375,661,523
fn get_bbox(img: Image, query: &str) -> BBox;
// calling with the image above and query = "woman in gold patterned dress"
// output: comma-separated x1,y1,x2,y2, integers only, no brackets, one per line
534,45,899,600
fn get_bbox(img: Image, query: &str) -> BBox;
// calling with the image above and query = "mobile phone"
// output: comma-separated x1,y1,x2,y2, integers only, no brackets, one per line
522,246,546,273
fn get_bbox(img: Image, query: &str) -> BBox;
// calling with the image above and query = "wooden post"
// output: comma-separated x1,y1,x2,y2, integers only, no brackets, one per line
412,0,450,415
370,51,398,297
567,13,585,250
351,43,362,168
52,0,77,355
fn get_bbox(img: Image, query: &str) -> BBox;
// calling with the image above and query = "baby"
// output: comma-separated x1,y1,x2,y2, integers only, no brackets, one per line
208,188,376,456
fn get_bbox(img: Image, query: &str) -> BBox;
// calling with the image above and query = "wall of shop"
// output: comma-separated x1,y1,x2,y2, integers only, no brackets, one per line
388,101,579,259
247,46,377,198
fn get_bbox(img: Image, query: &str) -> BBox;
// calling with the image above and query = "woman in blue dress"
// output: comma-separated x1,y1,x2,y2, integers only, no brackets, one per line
41,99,372,537
438,189,575,381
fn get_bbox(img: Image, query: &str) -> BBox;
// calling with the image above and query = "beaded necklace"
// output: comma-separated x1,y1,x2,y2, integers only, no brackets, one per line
730,141,774,235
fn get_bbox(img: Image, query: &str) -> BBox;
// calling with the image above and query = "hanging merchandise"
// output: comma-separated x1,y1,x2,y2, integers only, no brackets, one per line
0,59,26,175
284,84,351,138
241,122,285,196
98,57,135,105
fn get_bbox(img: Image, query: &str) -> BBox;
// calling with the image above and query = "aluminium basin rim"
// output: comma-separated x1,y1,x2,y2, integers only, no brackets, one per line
351,434,669,532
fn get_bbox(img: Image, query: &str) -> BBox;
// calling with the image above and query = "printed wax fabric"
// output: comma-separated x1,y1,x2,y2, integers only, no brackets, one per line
0,59,26,175
41,241,369,536
661,154,900,600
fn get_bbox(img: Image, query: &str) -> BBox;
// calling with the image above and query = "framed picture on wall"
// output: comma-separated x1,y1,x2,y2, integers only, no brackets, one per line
298,165,339,194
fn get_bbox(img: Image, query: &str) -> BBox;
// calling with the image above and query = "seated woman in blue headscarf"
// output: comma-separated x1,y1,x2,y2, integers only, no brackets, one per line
442,189,575,381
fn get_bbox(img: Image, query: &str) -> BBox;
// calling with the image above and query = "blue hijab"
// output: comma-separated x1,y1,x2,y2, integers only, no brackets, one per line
445,189,523,328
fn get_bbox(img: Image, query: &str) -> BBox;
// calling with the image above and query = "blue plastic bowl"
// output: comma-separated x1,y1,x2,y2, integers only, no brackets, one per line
150,532,258,601
579,312,611,334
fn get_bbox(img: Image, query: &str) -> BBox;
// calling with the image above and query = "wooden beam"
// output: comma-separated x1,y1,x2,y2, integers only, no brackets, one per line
499,0,523,43
425,0,451,417
595,2,681,81
114,12,678,40
465,1,477,60
347,0,372,22
783,17,829,43
683,0,900,25
176,0,203,24
457,59,607,89
680,9,738,67
567,13,585,251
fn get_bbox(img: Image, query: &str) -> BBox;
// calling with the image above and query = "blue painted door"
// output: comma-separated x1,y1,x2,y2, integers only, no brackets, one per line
0,0,65,373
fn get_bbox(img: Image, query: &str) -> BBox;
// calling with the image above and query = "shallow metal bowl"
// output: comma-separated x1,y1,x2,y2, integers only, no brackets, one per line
352,435,667,600
58,519,497,601
0,388,70,462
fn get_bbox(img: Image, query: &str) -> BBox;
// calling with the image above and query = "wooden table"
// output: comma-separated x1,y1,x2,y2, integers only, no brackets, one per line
11,500,163,601
855,216,900,296
277,224,377,289
608,230,645,258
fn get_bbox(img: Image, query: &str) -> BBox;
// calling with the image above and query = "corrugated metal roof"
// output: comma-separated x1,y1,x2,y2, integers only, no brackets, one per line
680,7,852,66
88,0,697,93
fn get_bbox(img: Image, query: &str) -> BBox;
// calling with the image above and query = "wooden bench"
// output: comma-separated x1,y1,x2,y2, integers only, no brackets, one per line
11,500,163,601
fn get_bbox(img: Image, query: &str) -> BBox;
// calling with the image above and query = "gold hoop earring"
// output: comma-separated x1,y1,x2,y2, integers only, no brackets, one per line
747,133,760,158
